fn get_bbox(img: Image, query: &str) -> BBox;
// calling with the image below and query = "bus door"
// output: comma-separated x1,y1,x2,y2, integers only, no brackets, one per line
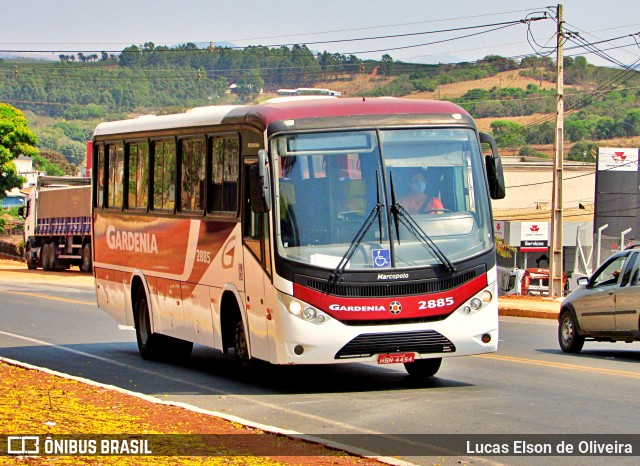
242,162,272,361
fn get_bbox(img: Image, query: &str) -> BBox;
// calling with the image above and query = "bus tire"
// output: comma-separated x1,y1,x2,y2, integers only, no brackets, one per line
233,319,252,368
25,242,37,270
80,243,92,272
41,243,51,271
404,357,442,378
134,290,165,360
134,290,193,361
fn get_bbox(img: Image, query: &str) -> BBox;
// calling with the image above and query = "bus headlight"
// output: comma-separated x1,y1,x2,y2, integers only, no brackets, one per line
480,290,493,303
278,292,329,325
460,288,494,315
303,307,317,321
469,298,483,310
289,300,302,315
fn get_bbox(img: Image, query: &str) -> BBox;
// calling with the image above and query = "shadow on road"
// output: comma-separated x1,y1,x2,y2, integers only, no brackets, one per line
537,347,640,364
0,341,473,398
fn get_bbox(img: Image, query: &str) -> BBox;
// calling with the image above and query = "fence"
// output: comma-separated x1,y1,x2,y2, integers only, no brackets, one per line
0,219,23,259
1,219,24,237
575,232,636,276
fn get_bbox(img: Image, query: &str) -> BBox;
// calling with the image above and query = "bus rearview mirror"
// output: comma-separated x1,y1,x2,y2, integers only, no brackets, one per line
480,132,506,200
249,150,271,213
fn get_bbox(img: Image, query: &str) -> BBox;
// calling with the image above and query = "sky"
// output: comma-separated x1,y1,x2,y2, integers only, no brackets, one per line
2,0,640,67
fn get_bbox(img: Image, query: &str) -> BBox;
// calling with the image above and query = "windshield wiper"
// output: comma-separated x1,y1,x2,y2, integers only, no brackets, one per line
389,172,457,273
330,171,384,283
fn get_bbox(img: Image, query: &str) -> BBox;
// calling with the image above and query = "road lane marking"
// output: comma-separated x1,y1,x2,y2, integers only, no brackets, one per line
474,353,640,379
0,288,93,305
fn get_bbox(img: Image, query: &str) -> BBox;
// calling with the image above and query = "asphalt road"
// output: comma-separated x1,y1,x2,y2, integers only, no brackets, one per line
1,271,639,465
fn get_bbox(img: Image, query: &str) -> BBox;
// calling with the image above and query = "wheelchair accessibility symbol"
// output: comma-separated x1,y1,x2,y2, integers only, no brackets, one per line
372,249,390,268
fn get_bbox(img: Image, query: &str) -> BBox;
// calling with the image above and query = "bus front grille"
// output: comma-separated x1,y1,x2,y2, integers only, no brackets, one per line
335,330,456,359
302,268,478,298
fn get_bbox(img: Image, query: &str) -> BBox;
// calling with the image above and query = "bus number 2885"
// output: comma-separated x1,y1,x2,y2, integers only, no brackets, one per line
418,297,454,309
196,250,211,263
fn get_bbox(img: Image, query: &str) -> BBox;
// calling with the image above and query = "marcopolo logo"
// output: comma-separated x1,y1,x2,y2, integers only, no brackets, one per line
105,225,158,254
377,273,409,280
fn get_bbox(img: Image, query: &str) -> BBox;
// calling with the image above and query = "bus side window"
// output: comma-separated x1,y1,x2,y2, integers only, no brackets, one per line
127,142,149,210
106,143,124,209
209,135,239,214
95,145,105,208
180,137,206,213
152,140,176,212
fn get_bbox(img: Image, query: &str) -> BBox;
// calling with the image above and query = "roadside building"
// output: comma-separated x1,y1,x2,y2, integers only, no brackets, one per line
493,147,639,294
2,154,42,209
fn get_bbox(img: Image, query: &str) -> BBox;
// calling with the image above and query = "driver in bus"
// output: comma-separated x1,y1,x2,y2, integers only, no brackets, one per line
399,171,445,214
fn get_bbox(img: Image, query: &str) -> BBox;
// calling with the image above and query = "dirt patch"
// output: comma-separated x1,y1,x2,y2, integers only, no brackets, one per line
474,113,553,133
0,258,94,287
313,74,396,96
410,70,555,100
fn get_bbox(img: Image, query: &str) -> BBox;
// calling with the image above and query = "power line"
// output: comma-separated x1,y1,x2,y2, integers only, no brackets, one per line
0,17,549,56
0,7,550,47
342,18,548,55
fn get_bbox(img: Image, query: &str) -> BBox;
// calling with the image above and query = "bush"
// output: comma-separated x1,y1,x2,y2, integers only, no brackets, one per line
519,146,548,158
567,141,598,162
519,146,549,159
63,104,106,120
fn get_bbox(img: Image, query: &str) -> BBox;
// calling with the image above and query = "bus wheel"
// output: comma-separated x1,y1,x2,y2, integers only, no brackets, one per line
404,357,442,378
80,243,92,272
41,244,51,271
233,319,252,368
134,290,165,360
25,243,37,270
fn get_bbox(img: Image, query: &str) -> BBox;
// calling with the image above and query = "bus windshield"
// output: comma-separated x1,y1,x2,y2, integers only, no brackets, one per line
273,128,492,270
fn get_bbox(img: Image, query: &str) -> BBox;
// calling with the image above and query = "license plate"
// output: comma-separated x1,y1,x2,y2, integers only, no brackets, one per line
377,352,415,364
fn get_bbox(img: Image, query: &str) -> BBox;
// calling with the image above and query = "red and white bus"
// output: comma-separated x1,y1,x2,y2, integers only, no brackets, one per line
91,97,505,377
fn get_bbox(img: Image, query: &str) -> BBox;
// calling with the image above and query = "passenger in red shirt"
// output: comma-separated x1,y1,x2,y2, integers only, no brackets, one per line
399,171,445,214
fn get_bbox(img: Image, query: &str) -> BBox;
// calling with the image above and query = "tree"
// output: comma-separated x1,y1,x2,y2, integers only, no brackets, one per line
37,149,77,175
490,119,526,154
0,103,37,200
623,109,640,137
235,71,264,102
567,141,598,163
496,237,516,258
565,118,592,142
380,54,394,75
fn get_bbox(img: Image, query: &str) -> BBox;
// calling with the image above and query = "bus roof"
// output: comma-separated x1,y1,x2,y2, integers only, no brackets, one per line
92,97,472,137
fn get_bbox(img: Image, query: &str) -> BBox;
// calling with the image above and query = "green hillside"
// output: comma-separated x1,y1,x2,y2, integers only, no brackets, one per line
1,44,639,172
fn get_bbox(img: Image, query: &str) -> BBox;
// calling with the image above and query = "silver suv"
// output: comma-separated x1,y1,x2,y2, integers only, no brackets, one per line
558,245,640,353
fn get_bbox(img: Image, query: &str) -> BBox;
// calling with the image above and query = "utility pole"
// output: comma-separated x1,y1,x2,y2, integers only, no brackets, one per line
549,4,564,298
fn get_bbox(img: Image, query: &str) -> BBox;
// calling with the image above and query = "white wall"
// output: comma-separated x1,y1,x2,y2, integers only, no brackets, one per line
491,159,595,210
